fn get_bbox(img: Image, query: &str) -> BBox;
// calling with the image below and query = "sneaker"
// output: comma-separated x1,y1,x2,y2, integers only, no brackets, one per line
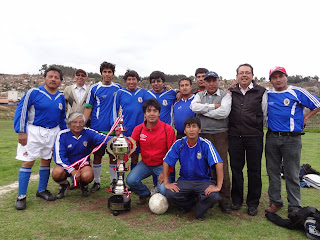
247,206,258,216
150,186,158,196
56,182,70,199
136,195,150,205
15,195,26,210
36,190,56,201
219,203,232,214
81,184,90,197
90,182,100,193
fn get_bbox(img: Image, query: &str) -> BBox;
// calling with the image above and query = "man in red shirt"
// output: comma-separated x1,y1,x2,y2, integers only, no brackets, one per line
126,98,176,205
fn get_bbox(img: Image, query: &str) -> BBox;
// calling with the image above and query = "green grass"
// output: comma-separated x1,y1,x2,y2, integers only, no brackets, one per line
1,120,320,239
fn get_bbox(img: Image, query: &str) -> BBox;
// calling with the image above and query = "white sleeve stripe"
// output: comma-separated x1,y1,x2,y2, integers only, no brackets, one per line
55,92,64,101
292,86,320,107
147,90,156,98
19,89,34,132
112,92,118,122
54,129,70,168
200,137,220,164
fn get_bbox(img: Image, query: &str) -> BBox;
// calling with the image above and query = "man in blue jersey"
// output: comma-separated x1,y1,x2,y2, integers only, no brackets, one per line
84,61,121,192
163,117,223,221
113,70,147,170
52,113,113,198
265,66,320,213
14,66,67,210
173,77,196,139
145,70,177,125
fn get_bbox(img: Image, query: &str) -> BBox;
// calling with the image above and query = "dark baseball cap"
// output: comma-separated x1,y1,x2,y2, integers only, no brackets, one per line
204,71,219,80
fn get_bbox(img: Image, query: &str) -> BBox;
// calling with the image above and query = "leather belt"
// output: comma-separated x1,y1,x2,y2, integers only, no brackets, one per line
267,129,305,136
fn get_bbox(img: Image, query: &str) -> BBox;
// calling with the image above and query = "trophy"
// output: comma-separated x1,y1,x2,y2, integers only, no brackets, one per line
106,119,136,216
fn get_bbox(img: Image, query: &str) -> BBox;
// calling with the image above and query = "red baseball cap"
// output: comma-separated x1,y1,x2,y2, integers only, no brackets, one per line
269,66,287,79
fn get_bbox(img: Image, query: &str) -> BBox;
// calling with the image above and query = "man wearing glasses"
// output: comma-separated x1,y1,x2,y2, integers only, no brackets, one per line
228,63,267,216
64,69,90,119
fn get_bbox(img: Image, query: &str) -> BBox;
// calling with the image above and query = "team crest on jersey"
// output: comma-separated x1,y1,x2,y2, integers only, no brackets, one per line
83,141,88,147
59,103,63,110
140,134,147,141
163,100,168,106
283,98,290,106
67,144,72,148
23,151,28,157
197,152,202,159
138,97,143,103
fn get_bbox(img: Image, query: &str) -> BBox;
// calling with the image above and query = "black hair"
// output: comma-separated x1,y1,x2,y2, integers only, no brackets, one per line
178,77,192,86
184,116,201,129
195,68,208,76
100,61,116,74
123,69,140,81
44,66,63,81
149,70,165,83
142,98,161,113
236,63,253,75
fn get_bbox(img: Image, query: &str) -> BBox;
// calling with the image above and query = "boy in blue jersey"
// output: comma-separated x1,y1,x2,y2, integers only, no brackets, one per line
113,70,147,169
14,66,67,210
145,71,177,125
173,77,196,139
84,61,121,192
52,113,113,198
163,117,223,221
265,66,320,213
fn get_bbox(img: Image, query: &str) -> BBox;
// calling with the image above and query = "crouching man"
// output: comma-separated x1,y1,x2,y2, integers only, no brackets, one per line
163,117,223,221
52,112,112,198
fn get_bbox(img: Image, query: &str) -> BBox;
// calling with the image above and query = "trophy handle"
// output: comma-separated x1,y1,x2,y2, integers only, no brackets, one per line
106,137,117,158
127,137,137,158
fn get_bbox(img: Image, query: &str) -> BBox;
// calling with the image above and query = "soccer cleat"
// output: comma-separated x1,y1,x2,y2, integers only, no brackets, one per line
15,195,27,210
81,184,90,197
90,182,100,193
36,189,56,201
56,182,70,199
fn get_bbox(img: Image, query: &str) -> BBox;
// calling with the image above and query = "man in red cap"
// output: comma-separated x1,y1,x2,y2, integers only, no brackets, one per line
265,66,320,213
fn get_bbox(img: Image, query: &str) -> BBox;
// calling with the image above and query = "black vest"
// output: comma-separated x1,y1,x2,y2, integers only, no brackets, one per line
229,82,266,137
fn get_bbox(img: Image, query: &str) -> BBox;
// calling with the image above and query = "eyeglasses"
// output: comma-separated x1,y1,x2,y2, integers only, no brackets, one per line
71,121,85,125
76,73,87,77
238,71,252,75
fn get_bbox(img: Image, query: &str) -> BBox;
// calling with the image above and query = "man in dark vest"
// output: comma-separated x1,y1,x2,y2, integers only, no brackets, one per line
228,63,267,216
190,71,232,214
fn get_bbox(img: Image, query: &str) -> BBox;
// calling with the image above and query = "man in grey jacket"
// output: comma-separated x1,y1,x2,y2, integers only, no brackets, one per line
190,71,232,214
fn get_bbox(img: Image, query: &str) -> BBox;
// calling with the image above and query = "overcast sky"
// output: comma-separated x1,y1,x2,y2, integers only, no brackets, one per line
1,0,319,80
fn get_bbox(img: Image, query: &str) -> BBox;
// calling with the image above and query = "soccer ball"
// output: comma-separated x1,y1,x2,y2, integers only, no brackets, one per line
148,193,169,215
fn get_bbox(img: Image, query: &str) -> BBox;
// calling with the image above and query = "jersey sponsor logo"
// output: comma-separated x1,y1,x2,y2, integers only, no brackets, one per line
283,98,290,106
197,152,202,159
59,103,63,110
163,100,168,106
178,106,182,109
67,144,72,148
138,97,143,103
83,141,88,147
140,134,147,141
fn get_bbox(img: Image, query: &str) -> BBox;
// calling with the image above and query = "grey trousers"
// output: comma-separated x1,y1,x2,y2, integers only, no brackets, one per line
265,132,302,210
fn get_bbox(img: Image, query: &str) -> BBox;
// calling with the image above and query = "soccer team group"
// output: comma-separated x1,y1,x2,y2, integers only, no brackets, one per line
13,61,320,221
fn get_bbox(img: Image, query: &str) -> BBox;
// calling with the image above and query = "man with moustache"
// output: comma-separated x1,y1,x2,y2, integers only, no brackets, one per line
192,68,209,94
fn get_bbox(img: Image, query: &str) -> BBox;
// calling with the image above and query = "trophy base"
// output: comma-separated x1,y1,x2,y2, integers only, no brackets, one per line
108,195,131,216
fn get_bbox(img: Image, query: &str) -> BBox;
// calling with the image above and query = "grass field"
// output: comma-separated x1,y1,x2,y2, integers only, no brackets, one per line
0,120,319,240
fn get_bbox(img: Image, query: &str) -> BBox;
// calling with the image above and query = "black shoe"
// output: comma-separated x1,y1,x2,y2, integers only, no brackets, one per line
68,183,78,190
247,206,258,216
219,203,232,214
90,182,100,193
196,215,205,221
56,182,70,199
231,203,242,210
180,208,192,214
81,184,90,197
15,195,26,210
36,190,56,201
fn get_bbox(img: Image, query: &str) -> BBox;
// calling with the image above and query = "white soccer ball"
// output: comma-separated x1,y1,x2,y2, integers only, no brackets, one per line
148,193,169,215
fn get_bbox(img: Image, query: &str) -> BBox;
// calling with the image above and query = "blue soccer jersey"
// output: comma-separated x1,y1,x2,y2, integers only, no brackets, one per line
113,88,147,136
14,85,67,133
145,89,176,125
267,86,320,132
85,82,121,132
164,136,223,181
54,128,113,173
173,95,196,134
